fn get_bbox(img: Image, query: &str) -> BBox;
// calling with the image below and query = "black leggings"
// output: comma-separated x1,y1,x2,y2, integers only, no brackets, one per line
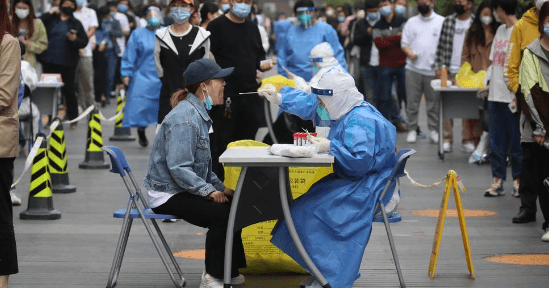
0,158,18,275
152,192,246,279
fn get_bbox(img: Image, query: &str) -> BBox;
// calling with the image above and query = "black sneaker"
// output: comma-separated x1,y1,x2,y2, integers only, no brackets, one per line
137,128,148,147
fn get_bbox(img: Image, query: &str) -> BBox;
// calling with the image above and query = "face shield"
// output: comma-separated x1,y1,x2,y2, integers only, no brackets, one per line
146,7,162,28
310,42,339,77
311,87,333,121
296,6,315,28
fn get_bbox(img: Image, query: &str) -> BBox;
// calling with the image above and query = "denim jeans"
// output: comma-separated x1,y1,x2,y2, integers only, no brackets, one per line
378,66,406,121
488,101,522,180
361,65,380,104
104,50,118,100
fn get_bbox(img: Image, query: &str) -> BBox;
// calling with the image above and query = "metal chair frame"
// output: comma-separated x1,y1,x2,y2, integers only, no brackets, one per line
374,148,416,288
102,146,185,288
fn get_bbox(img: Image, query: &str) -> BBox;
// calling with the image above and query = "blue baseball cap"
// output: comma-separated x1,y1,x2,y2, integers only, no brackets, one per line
183,59,234,87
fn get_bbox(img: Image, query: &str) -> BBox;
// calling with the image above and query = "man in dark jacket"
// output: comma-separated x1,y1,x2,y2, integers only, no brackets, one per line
353,0,380,104
40,0,88,121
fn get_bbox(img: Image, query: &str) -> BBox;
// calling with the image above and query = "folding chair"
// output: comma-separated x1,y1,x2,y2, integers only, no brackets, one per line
373,149,416,288
102,146,185,288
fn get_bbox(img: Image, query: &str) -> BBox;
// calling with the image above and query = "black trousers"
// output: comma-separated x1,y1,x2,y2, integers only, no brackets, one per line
42,63,78,120
92,49,106,102
519,142,549,228
152,192,246,279
0,158,18,275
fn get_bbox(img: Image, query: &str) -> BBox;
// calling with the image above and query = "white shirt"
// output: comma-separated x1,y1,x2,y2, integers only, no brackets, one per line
114,12,130,57
73,6,98,57
450,17,473,74
367,18,379,66
401,12,445,76
488,24,515,103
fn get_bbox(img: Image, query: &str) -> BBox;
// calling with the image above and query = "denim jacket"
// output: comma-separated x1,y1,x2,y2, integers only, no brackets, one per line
143,93,225,197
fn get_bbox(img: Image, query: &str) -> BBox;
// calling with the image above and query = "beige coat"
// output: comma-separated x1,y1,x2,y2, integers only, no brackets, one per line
0,33,21,157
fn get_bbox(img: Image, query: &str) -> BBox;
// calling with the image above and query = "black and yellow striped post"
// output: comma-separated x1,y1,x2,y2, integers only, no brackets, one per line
20,133,62,220
79,108,110,169
109,94,135,141
48,118,76,193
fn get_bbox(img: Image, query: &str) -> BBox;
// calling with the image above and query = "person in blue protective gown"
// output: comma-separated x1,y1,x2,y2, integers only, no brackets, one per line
277,0,347,82
259,66,397,288
120,4,162,147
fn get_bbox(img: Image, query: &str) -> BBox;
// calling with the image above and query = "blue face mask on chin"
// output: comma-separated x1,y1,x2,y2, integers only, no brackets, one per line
544,24,549,38
316,105,330,121
203,90,213,110
232,3,251,18
171,7,191,24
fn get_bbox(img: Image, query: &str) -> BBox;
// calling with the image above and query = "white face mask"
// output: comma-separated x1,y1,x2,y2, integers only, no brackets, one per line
15,8,30,19
480,15,492,26
493,11,500,22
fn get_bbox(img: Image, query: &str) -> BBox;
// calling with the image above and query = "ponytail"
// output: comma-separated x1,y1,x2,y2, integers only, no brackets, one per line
170,89,189,108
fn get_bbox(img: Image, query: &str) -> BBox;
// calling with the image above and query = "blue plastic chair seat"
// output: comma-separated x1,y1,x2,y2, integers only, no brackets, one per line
113,208,178,220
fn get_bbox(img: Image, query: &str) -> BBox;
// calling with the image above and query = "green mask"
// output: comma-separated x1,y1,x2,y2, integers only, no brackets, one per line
316,105,330,121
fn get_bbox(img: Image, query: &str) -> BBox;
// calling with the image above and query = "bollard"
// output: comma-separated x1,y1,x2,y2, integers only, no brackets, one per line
79,108,110,169
20,133,62,220
109,91,135,142
48,118,76,193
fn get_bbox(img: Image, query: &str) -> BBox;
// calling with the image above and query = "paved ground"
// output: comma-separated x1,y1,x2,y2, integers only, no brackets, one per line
8,94,549,288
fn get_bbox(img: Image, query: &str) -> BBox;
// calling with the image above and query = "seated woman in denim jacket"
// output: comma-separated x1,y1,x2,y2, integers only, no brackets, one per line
143,59,246,288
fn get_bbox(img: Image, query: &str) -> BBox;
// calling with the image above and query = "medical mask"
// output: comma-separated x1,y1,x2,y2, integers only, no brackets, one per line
337,16,345,22
480,15,492,25
454,4,465,15
299,13,312,25
380,5,392,17
147,16,161,27
367,12,380,21
110,12,116,18
171,7,191,24
493,11,500,22
232,3,251,18
395,5,406,16
313,66,320,75
62,6,74,16
203,89,213,110
544,24,549,38
15,8,29,19
221,4,230,13
76,0,86,7
417,4,431,16
316,105,330,121
326,10,333,17
118,4,128,13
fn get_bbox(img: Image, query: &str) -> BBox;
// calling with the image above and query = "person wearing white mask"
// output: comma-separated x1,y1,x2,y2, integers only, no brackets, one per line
154,0,211,124
73,0,98,113
394,0,407,17
458,1,497,153
9,0,48,67
207,0,273,180
433,0,475,153
401,0,444,143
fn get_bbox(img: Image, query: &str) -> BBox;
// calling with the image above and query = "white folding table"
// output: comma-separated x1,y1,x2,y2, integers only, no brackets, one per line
219,147,334,288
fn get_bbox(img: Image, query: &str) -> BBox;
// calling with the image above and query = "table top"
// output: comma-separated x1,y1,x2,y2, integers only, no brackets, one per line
36,82,64,88
432,86,480,92
219,147,334,167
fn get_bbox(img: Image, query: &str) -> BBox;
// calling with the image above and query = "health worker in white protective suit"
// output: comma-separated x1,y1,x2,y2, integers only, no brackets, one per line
259,67,398,288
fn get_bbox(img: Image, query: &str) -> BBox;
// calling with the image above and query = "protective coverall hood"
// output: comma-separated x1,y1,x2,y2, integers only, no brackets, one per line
310,42,339,68
312,67,363,121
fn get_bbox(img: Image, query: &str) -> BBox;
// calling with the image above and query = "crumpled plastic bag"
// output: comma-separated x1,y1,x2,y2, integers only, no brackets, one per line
455,62,487,88
260,75,296,92
268,144,318,158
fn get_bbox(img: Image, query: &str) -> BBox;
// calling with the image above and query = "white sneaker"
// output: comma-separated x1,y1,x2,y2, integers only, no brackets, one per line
443,142,452,153
461,141,476,153
406,130,417,143
430,130,439,143
542,230,549,242
201,271,223,288
231,274,245,285
10,190,22,206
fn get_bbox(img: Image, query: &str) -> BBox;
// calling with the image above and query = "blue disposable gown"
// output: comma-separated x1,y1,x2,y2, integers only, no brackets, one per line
121,27,160,128
277,22,347,82
271,87,397,288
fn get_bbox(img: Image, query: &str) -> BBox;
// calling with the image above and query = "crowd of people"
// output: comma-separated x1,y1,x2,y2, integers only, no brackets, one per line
3,0,549,287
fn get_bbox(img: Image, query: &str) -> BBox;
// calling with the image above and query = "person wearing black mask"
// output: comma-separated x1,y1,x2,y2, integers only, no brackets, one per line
433,0,476,153
40,0,88,123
